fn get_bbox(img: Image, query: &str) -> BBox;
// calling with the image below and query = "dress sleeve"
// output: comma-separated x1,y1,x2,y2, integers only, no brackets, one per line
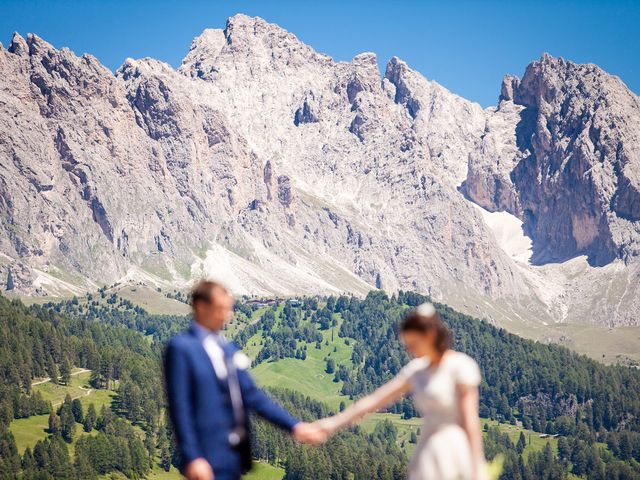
396,358,429,382
455,354,481,387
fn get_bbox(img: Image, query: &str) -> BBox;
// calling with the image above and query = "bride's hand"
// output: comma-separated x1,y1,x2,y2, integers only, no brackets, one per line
315,417,340,436
293,422,328,445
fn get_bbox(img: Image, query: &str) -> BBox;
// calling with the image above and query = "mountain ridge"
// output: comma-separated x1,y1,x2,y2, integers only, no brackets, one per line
1,14,639,330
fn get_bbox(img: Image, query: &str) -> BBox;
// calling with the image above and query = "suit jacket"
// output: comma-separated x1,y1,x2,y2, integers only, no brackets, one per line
164,324,299,478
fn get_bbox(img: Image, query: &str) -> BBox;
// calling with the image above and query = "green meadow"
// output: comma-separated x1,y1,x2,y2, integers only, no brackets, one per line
251,313,353,411
10,369,116,455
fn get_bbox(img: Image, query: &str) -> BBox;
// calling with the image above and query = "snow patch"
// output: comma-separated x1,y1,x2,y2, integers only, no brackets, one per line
471,204,533,264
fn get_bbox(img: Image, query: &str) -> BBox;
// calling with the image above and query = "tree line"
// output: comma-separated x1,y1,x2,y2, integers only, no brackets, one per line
3,289,640,479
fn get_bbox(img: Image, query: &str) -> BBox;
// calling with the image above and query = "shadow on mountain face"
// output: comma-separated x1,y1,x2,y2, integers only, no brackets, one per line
511,107,617,268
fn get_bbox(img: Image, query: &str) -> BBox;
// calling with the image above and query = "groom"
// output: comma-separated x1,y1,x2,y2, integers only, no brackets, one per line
164,280,325,480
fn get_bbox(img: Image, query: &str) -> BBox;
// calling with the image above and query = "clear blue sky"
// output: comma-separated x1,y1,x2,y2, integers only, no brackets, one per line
1,0,638,107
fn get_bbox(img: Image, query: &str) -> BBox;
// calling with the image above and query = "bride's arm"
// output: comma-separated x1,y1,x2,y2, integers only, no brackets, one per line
459,385,487,479
318,376,411,434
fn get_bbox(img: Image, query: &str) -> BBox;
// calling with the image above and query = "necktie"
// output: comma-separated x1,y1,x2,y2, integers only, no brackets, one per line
222,343,246,447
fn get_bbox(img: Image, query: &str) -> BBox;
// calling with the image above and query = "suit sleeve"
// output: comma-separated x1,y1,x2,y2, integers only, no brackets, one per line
239,370,300,432
164,340,203,467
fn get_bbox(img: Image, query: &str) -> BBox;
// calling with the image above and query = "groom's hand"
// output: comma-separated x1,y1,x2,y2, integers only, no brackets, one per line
293,422,328,445
184,457,213,480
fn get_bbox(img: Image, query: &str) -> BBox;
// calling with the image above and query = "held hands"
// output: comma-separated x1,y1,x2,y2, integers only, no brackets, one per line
293,417,342,445
292,421,330,445
315,417,339,436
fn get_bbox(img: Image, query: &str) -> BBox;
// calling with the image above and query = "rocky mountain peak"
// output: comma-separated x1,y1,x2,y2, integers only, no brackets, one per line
179,28,226,80
7,32,28,55
515,54,605,108
352,52,378,69
6,32,63,59
499,74,520,103
222,13,328,67
222,13,312,55
180,14,333,82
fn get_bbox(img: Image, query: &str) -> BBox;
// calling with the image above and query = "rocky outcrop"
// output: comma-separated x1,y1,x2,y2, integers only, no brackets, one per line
466,54,640,266
1,15,639,328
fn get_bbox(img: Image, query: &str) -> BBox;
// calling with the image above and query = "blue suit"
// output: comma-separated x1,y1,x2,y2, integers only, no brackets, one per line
164,324,300,480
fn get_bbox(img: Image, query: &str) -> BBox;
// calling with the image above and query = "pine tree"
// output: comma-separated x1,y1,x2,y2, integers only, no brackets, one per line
71,398,84,423
129,436,151,476
557,436,571,460
89,370,104,389
144,429,156,461
96,404,114,430
47,355,59,385
74,447,97,480
571,442,588,476
619,431,633,460
160,444,171,472
326,358,335,374
516,431,526,454
588,445,605,480
48,411,60,434
59,396,76,442
22,446,36,471
60,358,72,385
83,403,97,432
48,436,73,479
0,429,20,476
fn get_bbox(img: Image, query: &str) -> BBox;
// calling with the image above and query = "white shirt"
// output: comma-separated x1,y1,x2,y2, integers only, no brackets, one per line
203,333,228,380
192,322,251,380
193,322,229,380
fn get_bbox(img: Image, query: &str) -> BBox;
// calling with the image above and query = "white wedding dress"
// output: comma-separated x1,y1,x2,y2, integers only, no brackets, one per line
397,351,481,480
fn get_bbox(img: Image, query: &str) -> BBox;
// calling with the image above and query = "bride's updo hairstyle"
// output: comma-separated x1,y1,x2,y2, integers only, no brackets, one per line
400,302,451,353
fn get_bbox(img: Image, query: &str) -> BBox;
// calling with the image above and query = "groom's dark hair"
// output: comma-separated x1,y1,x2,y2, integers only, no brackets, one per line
190,279,228,307
400,307,451,353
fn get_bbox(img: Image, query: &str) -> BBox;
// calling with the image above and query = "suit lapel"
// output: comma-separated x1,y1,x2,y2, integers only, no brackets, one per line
187,325,228,390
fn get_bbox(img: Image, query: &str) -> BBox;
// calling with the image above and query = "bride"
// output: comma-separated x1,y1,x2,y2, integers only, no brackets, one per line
316,303,488,480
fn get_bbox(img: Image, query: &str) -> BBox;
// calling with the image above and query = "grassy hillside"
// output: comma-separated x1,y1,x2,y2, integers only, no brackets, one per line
32,369,114,409
249,310,353,410
10,370,114,455
11,370,139,465
111,284,191,316
13,367,564,473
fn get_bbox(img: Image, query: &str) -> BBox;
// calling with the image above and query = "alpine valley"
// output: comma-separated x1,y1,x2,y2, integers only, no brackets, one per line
1,14,639,360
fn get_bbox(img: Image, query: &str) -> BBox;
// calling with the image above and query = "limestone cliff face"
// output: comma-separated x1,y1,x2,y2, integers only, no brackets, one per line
1,15,639,328
466,54,640,266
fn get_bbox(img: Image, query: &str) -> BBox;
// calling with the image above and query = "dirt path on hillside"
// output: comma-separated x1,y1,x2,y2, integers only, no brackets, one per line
52,385,94,407
31,368,91,386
